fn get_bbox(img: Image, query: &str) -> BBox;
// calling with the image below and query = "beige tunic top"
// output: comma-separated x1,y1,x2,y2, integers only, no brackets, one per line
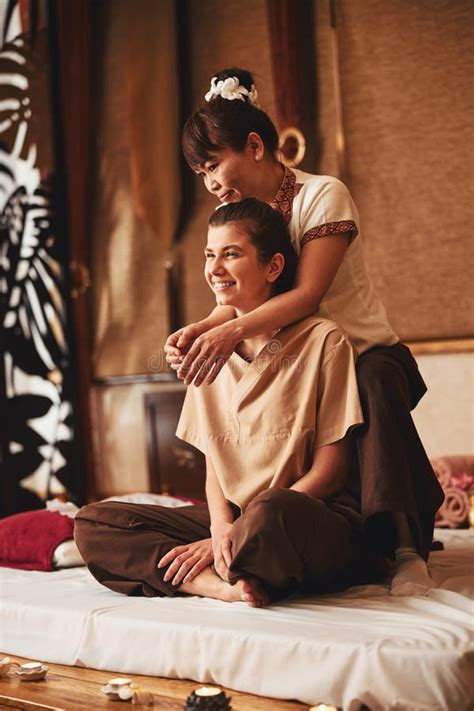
271,168,399,354
176,317,363,512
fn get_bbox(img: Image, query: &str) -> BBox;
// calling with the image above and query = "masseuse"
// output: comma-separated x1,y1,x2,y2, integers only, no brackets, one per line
165,68,444,596
75,199,365,607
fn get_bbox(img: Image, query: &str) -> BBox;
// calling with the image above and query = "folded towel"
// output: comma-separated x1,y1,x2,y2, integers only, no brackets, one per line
436,487,469,529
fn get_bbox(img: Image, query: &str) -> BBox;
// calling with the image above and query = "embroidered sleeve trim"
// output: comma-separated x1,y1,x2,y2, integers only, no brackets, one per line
301,220,358,247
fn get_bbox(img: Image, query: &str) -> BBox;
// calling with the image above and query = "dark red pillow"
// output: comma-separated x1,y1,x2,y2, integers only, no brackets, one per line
0,510,74,571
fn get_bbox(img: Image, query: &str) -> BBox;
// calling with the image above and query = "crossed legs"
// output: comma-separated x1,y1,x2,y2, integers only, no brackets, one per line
74,488,362,606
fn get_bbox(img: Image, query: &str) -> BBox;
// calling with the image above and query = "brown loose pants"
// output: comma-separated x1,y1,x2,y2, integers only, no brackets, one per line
74,488,365,601
354,342,445,560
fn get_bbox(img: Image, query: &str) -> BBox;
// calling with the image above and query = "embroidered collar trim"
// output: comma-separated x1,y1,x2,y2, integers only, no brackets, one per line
270,167,302,224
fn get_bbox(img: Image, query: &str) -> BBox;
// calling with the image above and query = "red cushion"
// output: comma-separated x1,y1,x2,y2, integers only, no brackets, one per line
0,510,74,571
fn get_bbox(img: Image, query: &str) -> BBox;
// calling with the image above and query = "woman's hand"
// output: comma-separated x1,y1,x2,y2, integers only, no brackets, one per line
177,322,240,386
211,522,234,581
157,538,213,586
164,322,206,371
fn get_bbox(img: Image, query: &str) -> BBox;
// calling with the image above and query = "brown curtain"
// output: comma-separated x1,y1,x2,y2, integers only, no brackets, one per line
91,0,182,378
126,0,181,249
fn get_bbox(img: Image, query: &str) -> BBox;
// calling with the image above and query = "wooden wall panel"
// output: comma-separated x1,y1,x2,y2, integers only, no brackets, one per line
326,0,473,341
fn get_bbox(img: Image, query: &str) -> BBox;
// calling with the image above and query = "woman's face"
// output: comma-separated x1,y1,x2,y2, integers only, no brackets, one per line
204,223,274,313
196,146,261,203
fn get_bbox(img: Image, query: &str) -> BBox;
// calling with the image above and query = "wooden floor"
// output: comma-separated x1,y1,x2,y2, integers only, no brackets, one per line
0,655,307,710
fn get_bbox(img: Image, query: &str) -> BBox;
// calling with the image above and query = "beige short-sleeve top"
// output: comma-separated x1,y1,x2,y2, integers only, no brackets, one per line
176,317,363,511
271,168,399,354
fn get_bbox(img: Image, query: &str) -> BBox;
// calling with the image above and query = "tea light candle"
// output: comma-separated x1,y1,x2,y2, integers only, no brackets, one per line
195,687,223,697
184,685,232,709
15,661,48,681
100,676,132,699
107,677,132,689
308,705,339,711
100,677,134,700
21,662,43,671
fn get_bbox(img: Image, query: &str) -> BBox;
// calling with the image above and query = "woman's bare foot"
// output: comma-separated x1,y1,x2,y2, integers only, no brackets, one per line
179,566,271,606
231,577,272,607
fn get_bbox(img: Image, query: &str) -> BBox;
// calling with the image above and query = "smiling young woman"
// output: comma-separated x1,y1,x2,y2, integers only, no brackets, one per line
164,67,444,596
74,200,366,607
204,226,274,312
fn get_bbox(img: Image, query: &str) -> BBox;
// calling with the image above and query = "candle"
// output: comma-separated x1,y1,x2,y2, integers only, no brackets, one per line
107,677,132,687
21,662,43,670
15,662,48,681
184,685,232,709
195,687,223,697
308,705,339,711
101,677,135,701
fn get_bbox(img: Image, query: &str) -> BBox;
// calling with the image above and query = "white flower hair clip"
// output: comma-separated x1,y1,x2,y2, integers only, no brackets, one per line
205,76,260,107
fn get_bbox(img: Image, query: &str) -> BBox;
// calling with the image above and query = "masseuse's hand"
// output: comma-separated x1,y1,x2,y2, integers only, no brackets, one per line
157,538,213,586
211,522,234,582
177,323,239,386
164,322,204,371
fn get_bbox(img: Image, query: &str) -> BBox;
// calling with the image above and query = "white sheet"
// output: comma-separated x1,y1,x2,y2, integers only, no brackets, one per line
1,529,473,711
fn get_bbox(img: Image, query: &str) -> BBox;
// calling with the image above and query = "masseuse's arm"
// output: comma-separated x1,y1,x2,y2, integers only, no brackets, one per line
205,456,235,580
179,235,348,385
290,436,352,500
165,304,236,363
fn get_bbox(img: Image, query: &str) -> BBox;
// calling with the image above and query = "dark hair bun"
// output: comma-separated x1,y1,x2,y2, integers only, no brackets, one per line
182,68,278,168
211,68,256,101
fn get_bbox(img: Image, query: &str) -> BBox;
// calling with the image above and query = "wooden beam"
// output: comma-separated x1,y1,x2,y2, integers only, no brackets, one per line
407,338,474,355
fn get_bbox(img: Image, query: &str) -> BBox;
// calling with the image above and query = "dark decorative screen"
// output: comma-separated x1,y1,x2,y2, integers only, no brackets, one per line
0,6,79,515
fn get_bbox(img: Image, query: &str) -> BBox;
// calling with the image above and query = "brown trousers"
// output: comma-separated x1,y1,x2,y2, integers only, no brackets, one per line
74,488,365,600
354,342,445,560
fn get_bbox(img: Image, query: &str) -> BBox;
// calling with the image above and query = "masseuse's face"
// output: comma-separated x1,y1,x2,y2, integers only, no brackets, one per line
196,146,260,203
205,223,274,313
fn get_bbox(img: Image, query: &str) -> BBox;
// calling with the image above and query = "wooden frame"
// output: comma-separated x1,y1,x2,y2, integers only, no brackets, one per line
144,390,206,500
407,338,474,356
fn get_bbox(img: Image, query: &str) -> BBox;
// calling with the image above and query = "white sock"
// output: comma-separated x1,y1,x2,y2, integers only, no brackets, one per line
390,547,436,597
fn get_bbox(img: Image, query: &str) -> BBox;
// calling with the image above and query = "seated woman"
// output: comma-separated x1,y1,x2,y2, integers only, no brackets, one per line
74,199,368,607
